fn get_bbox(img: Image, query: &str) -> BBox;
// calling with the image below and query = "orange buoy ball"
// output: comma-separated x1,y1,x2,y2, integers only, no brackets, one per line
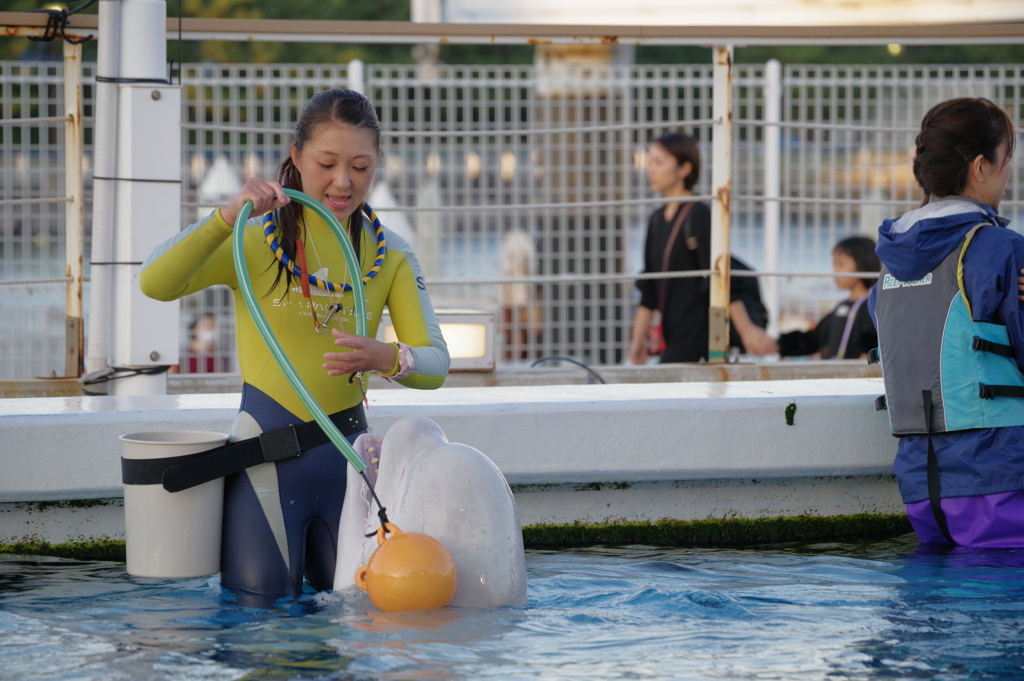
355,523,457,612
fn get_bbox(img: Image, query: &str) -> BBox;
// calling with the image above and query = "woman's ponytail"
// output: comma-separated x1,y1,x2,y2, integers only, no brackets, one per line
913,98,1015,206
266,155,304,293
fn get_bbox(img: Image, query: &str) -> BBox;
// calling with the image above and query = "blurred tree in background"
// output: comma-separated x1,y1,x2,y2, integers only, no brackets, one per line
1,1,1021,65
1,0,413,62
0,0,533,64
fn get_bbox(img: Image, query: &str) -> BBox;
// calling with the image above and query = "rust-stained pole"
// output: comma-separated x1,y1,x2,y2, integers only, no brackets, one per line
63,39,85,378
708,44,733,363
0,23,93,42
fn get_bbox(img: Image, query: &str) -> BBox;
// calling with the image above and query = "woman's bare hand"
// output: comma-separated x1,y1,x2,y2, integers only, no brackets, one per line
324,329,397,376
628,306,655,364
628,338,649,365
221,178,289,226
741,327,779,356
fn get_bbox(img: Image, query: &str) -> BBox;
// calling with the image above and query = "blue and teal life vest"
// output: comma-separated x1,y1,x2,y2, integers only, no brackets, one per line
875,223,1024,436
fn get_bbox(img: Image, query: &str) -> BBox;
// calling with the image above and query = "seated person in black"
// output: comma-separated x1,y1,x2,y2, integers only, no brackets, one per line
778,236,879,359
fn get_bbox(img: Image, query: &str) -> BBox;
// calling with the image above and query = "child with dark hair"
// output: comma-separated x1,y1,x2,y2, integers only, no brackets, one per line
871,97,1023,547
141,89,449,598
778,236,879,359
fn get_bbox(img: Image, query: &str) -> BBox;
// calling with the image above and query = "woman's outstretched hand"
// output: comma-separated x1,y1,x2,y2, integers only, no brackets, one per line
221,178,290,227
324,329,397,376
740,326,780,356
729,300,779,356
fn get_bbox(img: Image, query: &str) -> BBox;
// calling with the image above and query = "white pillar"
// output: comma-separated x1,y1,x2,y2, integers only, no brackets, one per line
411,0,442,22
108,0,181,396
118,0,168,79
709,45,733,363
763,59,782,338
86,0,122,376
410,0,441,64
347,59,365,95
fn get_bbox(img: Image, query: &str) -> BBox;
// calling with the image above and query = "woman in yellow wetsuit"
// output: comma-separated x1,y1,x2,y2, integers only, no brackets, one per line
140,89,449,600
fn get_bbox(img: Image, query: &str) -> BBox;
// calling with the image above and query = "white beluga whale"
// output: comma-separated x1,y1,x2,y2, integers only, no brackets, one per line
335,416,528,608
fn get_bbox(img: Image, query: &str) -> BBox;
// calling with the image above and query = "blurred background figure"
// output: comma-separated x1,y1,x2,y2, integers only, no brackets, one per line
182,313,230,373
499,228,541,361
778,236,879,359
629,132,776,364
196,155,243,221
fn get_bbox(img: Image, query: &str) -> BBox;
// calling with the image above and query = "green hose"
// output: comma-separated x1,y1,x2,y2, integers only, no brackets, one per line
232,189,368,473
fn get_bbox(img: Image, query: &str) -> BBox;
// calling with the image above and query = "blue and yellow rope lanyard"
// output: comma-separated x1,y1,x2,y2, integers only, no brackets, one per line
262,201,387,331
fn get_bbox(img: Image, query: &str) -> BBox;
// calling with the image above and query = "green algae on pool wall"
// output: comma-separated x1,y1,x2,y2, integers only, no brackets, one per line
0,538,126,562
522,513,913,548
0,515,913,561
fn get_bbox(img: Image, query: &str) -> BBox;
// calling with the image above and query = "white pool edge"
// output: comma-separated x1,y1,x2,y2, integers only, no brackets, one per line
0,379,904,545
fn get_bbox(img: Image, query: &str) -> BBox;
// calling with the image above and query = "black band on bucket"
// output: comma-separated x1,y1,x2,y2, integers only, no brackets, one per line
122,450,218,486
159,403,368,493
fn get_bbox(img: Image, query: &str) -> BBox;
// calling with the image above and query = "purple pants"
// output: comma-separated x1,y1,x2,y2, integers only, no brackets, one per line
907,491,1024,546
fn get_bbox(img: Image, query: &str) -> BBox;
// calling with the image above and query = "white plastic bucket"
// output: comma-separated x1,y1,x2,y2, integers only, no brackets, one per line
120,431,229,578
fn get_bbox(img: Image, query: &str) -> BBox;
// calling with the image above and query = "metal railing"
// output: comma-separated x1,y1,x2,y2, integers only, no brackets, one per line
169,57,1024,367
0,41,85,379
2,34,1023,376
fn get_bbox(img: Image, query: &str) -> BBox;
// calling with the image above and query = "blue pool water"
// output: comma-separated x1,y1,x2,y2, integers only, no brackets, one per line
3,535,1024,680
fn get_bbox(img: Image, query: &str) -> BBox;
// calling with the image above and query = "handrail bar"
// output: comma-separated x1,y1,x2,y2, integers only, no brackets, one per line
3,11,1024,46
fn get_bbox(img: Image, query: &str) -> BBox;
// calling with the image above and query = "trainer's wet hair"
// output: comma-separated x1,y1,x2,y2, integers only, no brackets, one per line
652,132,701,191
271,89,382,292
834,236,880,289
913,98,1015,205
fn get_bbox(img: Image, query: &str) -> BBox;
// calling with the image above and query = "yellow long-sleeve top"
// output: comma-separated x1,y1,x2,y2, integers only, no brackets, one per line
140,207,449,420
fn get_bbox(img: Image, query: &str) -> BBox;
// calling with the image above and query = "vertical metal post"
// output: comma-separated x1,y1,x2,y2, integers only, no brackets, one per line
763,59,782,339
347,58,365,95
63,39,85,378
709,45,733,363
620,62,634,365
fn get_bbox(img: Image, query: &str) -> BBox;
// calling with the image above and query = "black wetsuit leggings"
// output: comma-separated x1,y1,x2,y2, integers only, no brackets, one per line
220,384,364,598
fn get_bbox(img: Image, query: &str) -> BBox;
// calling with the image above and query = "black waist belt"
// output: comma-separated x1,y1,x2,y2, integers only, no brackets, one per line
121,403,368,493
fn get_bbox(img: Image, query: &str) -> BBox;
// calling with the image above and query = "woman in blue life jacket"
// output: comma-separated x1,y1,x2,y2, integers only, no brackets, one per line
870,97,1022,546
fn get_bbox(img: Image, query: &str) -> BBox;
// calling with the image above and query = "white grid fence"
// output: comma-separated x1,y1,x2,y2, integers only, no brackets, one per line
1,59,1022,378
